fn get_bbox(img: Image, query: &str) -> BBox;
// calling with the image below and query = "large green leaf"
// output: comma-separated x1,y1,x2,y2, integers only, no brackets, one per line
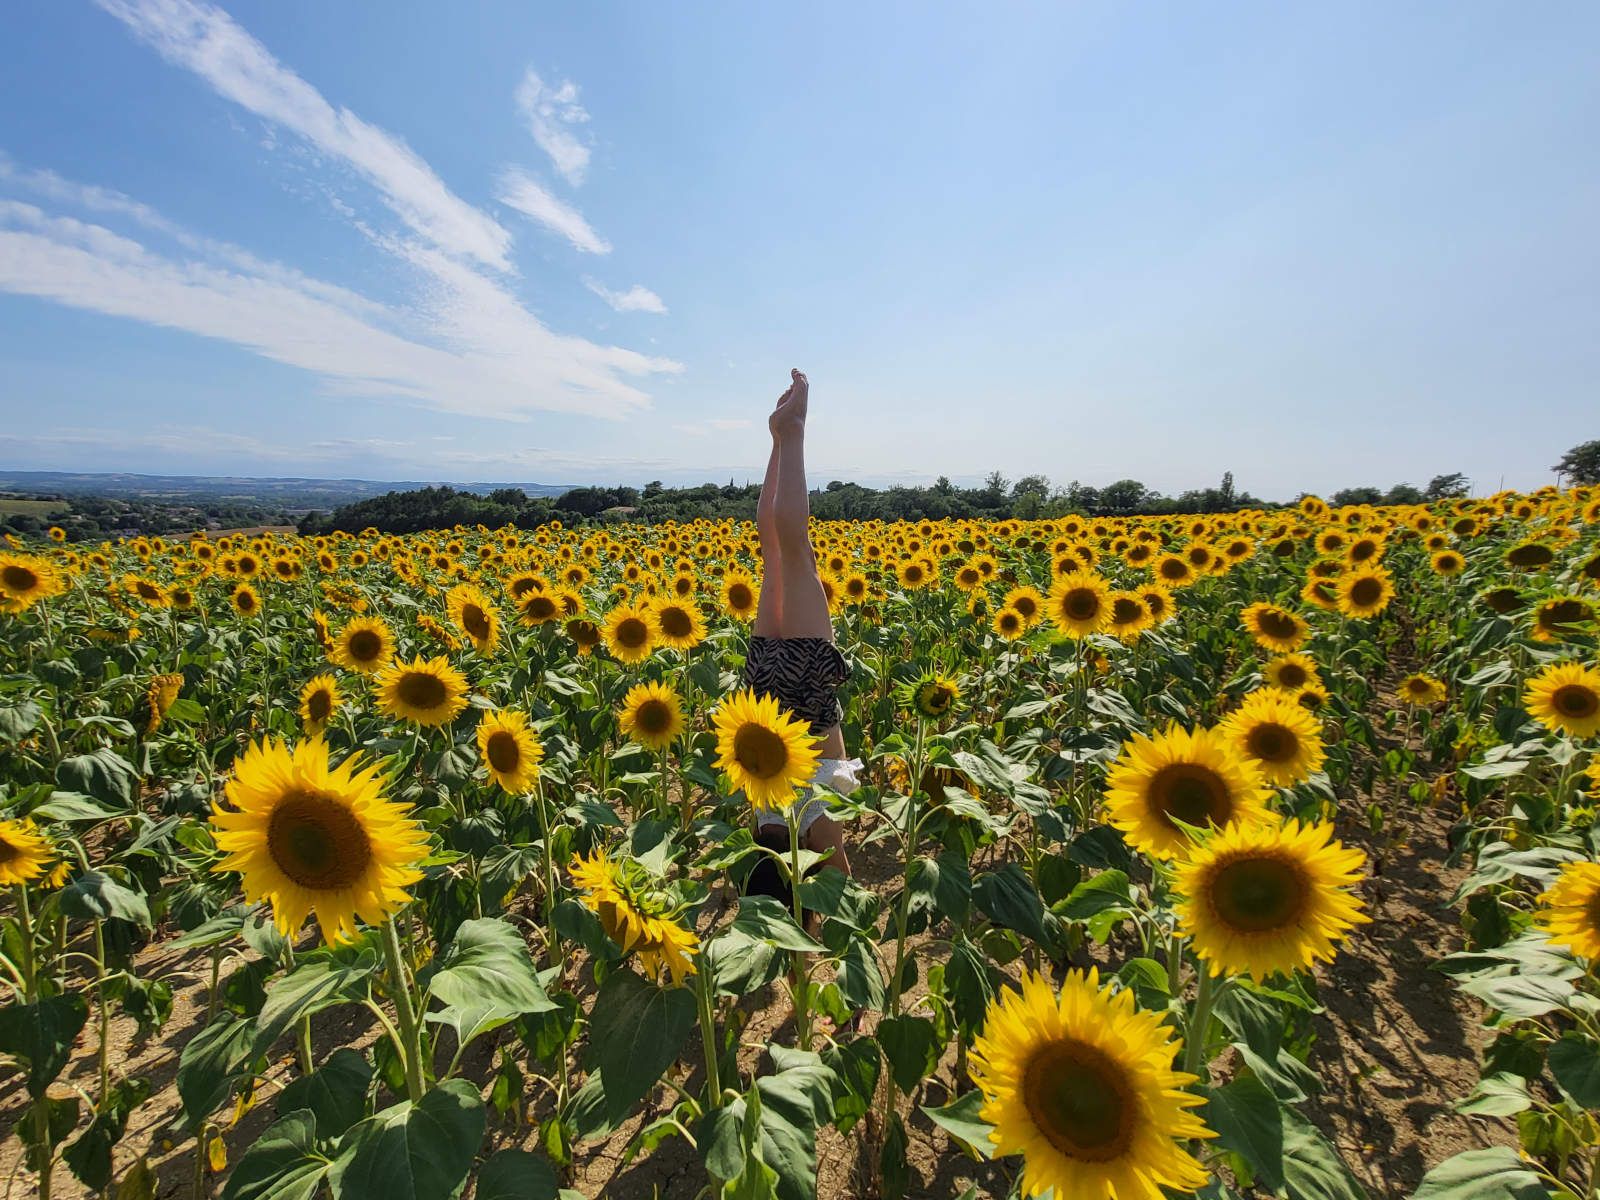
1058,868,1133,919
219,1109,331,1200
176,1013,259,1128
920,1089,993,1157
1547,1035,1600,1108
835,934,885,1011
275,1048,373,1139
971,863,1051,945
0,698,41,742
30,791,125,822
328,1078,485,1200
705,928,782,997
1459,973,1575,1019
1282,1109,1367,1200
584,967,697,1126
1201,1076,1283,1189
427,916,554,1016
476,1149,560,1200
1412,1148,1548,1200
821,1040,880,1136
877,1015,940,1093
56,870,151,927
1455,1073,1532,1117
0,993,89,1096
732,894,823,952
254,949,378,1054
749,1048,838,1200
55,748,140,808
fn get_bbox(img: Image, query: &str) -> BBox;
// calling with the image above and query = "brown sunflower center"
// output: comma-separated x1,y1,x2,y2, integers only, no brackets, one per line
348,630,383,662
1159,559,1189,581
1013,595,1037,618
1062,589,1101,622
236,592,258,613
1540,601,1589,631
733,723,789,780
1111,597,1144,626
614,617,649,649
1150,764,1233,830
1277,663,1310,689
1349,578,1383,607
1021,1039,1134,1163
1258,609,1300,640
136,581,161,600
635,699,673,735
569,620,601,646
727,584,754,611
307,689,333,723
396,671,448,711
524,595,556,621
1245,722,1296,764
266,791,372,891
1553,685,1599,719
658,606,693,639
486,730,522,773
461,603,491,640
1209,854,1308,932
1000,612,1021,632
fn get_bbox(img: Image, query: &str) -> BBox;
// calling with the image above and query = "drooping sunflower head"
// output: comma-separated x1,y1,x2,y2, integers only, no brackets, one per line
568,848,699,985
1398,673,1447,706
373,655,470,728
1480,586,1526,616
143,672,185,735
1505,541,1557,570
1263,653,1319,692
711,689,821,811
902,670,961,720
969,969,1212,1200
298,674,342,734
1531,595,1595,644
1239,602,1308,652
477,708,544,793
1104,722,1272,860
210,738,429,944
602,603,658,665
1221,689,1326,787
565,617,603,655
332,617,396,676
1524,662,1600,740
619,681,685,751
0,817,59,886
1175,818,1369,979
445,583,500,653
1538,860,1600,961
1048,570,1111,639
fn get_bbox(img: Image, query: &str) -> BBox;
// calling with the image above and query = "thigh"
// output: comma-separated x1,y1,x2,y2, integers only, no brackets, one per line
803,814,851,875
778,558,834,640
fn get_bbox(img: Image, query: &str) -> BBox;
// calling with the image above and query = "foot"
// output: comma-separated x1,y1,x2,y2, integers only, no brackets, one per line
768,368,808,438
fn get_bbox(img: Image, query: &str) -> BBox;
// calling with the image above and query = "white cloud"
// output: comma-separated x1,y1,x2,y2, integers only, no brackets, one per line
92,0,514,270
584,277,666,313
495,168,611,255
515,68,591,187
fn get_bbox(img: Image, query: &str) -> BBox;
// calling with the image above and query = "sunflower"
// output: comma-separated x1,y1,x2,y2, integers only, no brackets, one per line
602,603,657,665
0,817,59,886
1106,592,1152,641
1151,554,1195,588
1430,549,1466,576
1175,819,1368,979
0,553,65,613
1139,586,1175,625
619,681,685,751
969,969,1211,1200
298,674,342,734
332,617,396,675
446,583,500,653
1336,568,1394,619
1538,861,1600,960
124,575,170,608
1505,541,1556,569
569,848,699,985
1532,595,1595,643
712,689,821,811
720,571,761,622
1239,602,1308,652
1048,571,1111,639
477,709,544,793
903,670,961,720
231,582,262,619
1263,653,1320,692
651,599,707,651
992,606,1027,641
1104,723,1272,860
517,590,563,627
1221,689,1326,787
143,673,184,735
566,617,603,655
373,655,470,728
1002,585,1045,627
1525,662,1600,739
1480,586,1526,616
1398,673,1447,706
210,738,429,944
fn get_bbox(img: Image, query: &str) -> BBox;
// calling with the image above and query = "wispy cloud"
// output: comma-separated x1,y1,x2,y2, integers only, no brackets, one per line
495,168,611,255
515,68,591,187
584,277,666,313
674,418,752,437
92,0,514,270
708,418,752,431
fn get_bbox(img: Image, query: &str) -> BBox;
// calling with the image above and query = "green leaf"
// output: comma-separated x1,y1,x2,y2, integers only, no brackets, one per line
1236,1041,1320,1104
0,698,41,741
971,863,1051,945
878,1015,940,1093
177,1013,258,1128
1059,868,1133,919
328,1078,485,1200
1456,1073,1532,1117
427,916,554,1016
476,1149,560,1200
219,1109,331,1200
56,870,151,927
751,1047,838,1200
55,748,140,808
1458,972,1575,1019
920,1089,993,1157
835,935,885,1012
30,791,124,822
1548,1035,1600,1109
584,967,697,1126
905,853,971,925
254,949,378,1054
1282,1108,1367,1200
944,938,996,1036
1216,985,1287,1060
732,894,823,952
706,928,782,998
169,904,253,950
275,1048,373,1139
0,993,89,1096
821,1039,880,1136
1413,1148,1548,1200
1202,1076,1284,1189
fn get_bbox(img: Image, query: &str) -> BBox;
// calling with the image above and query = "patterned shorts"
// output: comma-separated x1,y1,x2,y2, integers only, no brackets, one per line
741,635,850,736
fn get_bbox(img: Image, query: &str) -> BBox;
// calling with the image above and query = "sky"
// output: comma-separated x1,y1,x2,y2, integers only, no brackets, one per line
0,2,1596,499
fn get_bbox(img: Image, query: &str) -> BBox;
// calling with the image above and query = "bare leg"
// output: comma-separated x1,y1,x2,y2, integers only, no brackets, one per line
753,439,783,638
805,814,851,877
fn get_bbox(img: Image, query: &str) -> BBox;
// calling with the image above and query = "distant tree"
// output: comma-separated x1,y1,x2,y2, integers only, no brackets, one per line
1553,440,1600,486
933,475,954,496
1218,471,1236,509
643,480,664,498
1099,479,1148,514
488,488,528,507
1331,486,1383,507
982,471,1009,508
1384,482,1426,505
1424,472,1469,500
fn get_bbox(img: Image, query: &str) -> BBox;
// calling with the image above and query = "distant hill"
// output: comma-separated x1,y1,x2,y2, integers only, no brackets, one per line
0,472,572,512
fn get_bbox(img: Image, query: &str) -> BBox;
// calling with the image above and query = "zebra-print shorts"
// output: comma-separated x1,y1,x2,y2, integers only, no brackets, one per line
742,635,849,736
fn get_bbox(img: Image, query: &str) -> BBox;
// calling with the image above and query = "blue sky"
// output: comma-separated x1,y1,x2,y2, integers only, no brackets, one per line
1,2,1596,498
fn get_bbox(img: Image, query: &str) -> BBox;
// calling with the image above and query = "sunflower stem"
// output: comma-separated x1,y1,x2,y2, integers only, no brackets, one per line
694,957,723,1112
379,916,425,1103
534,779,563,971
788,812,811,1049
1182,969,1227,1082
16,884,54,1199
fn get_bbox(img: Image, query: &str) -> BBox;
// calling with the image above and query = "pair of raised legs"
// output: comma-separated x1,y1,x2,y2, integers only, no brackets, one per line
754,369,850,876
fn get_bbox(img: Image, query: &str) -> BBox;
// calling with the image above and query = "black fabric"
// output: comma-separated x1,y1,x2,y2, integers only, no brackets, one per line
741,635,849,736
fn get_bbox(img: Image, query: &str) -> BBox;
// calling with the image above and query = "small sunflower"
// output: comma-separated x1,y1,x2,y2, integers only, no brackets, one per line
602,603,657,665
1525,662,1600,739
210,738,429,944
445,583,501,653
1398,673,1447,706
0,817,59,886
1538,861,1600,960
1106,591,1152,642
1221,689,1326,787
1151,554,1196,589
619,681,685,751
477,709,544,793
711,689,821,811
992,606,1027,642
1262,653,1320,692
1239,602,1308,652
1048,570,1111,639
1104,723,1272,860
570,848,699,985
1139,585,1175,625
373,655,470,728
332,617,396,675
566,617,603,655
1335,567,1394,619
903,670,961,720
124,575,170,608
1480,586,1526,616
517,590,563,627
231,582,262,619
1532,595,1595,644
298,674,342,734
720,571,761,622
1001,585,1046,627
969,969,1211,1200
1430,549,1466,576
650,599,707,651
1174,819,1369,979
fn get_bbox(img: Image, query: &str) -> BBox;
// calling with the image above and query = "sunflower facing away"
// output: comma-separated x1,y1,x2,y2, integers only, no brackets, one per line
712,689,821,811
1174,819,1368,979
143,673,184,735
968,968,1212,1200
298,674,342,735
1239,602,1308,652
1398,673,1448,706
619,681,686,751
0,817,59,886
1104,723,1272,860
904,670,961,720
1538,861,1600,960
1524,662,1600,739
374,655,470,728
569,848,699,985
1220,688,1326,787
446,583,501,653
332,616,396,675
602,602,657,665
210,738,429,944
477,709,544,793
1048,570,1111,639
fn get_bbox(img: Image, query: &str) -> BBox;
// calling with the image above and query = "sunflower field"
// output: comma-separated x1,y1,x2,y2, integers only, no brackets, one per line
1,490,1599,1200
